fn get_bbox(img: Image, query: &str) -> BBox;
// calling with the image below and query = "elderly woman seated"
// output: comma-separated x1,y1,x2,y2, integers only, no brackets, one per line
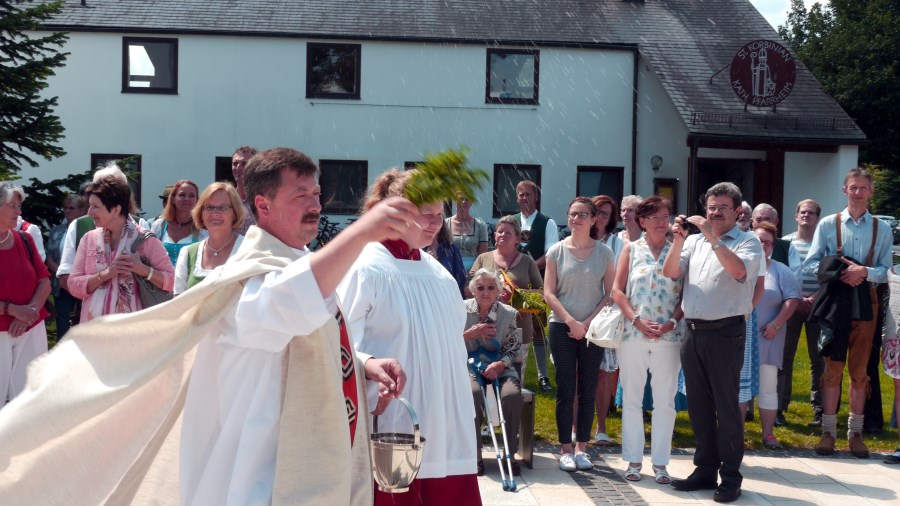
465,268,523,477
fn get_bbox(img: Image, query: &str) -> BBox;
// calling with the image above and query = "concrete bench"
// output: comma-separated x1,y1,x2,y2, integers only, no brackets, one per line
518,388,535,468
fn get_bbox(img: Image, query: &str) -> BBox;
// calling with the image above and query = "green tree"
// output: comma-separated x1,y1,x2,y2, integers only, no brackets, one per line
0,0,68,180
20,167,90,230
779,0,900,170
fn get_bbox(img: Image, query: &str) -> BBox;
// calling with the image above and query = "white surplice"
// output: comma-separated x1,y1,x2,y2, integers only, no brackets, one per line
338,243,476,479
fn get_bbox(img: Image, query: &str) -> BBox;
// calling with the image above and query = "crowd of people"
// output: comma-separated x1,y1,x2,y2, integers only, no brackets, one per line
0,153,898,505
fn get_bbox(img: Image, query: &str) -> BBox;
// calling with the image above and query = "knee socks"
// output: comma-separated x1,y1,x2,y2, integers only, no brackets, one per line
822,414,838,437
848,413,865,438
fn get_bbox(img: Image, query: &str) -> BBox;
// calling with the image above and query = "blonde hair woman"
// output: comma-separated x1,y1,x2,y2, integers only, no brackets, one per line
174,182,246,294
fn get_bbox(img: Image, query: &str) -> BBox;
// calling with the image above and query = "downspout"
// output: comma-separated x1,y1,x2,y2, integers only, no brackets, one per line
631,49,639,195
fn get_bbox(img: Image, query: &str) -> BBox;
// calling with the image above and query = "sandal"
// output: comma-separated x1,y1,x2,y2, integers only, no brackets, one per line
652,465,671,484
624,463,642,481
594,432,611,446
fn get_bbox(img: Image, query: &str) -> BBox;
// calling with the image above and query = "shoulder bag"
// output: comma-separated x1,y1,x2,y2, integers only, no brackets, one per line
131,230,173,307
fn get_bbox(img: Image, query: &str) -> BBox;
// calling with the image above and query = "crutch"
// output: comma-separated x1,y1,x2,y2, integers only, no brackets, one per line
469,357,513,492
491,378,517,491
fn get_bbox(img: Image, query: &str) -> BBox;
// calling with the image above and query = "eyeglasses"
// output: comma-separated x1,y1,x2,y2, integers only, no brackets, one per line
476,285,498,292
706,205,733,213
643,215,670,223
202,205,233,214
568,211,591,219
597,210,611,218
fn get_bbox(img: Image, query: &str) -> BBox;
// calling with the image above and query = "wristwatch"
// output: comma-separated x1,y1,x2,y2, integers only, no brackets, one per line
711,240,725,251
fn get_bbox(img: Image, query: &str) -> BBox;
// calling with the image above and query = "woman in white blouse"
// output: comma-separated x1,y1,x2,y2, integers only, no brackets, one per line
174,182,245,294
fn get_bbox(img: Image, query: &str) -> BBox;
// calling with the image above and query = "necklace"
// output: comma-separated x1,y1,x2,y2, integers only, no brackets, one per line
206,234,234,257
647,239,667,261
175,217,192,229
0,231,10,244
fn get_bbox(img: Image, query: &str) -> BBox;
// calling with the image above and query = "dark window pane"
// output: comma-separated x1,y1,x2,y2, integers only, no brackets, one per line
90,154,143,207
320,160,367,214
577,167,623,204
493,164,540,217
307,44,361,99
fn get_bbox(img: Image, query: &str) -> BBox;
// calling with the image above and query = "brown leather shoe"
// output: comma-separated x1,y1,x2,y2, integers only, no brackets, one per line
814,433,835,455
848,432,870,459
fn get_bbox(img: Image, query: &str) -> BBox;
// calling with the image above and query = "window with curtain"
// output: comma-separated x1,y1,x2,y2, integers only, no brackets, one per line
122,37,178,94
486,49,539,105
306,43,361,99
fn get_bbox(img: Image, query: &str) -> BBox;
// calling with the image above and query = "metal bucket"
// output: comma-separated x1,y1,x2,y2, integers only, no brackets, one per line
370,397,425,493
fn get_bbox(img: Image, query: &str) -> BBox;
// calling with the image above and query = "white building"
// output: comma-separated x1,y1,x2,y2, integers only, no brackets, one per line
28,0,864,228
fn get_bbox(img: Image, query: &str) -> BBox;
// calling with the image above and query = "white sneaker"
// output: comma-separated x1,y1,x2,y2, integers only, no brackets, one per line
559,453,577,472
574,452,593,470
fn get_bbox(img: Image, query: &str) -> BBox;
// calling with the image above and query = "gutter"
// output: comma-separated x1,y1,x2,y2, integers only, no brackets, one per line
631,48,639,195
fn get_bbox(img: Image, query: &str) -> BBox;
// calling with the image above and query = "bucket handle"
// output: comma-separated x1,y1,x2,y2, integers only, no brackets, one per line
372,397,421,445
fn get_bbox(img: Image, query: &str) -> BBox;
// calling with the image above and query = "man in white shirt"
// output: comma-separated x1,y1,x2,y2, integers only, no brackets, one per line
663,182,764,503
513,179,559,391
781,199,825,427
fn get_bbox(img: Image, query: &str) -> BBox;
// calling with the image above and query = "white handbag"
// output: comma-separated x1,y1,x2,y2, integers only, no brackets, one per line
585,303,625,349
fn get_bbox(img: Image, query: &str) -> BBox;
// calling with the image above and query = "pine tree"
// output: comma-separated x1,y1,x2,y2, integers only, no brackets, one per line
0,0,68,180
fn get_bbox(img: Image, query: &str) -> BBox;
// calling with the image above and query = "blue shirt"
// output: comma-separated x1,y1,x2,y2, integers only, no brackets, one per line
803,209,893,284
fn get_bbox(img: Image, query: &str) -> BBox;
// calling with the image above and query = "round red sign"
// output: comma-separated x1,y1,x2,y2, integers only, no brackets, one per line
729,40,797,107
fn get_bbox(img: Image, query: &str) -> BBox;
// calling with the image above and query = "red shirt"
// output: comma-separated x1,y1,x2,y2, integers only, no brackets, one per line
0,232,50,332
380,239,421,261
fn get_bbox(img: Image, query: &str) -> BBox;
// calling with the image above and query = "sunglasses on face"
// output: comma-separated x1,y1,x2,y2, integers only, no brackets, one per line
476,285,497,292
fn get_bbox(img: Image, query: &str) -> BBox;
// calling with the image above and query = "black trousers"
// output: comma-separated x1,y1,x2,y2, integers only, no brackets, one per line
548,322,604,444
864,283,889,430
681,317,745,486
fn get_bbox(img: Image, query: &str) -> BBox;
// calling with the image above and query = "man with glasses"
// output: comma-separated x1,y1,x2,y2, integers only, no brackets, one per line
663,182,764,503
781,199,826,428
45,194,87,338
514,179,559,391
751,203,797,268
804,168,893,458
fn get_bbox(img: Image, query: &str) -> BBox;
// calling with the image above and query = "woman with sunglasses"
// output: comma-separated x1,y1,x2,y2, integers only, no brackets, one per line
464,268,522,477
544,197,614,472
611,196,685,484
173,183,246,294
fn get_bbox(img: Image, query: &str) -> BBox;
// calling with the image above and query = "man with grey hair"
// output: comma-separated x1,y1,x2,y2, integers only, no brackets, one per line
663,182,764,503
736,201,752,232
57,162,150,294
750,203,797,269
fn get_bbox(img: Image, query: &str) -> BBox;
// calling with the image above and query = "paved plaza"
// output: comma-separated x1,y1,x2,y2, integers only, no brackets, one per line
478,445,900,505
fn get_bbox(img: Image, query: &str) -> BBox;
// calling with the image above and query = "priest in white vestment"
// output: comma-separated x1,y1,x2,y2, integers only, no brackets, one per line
0,148,418,506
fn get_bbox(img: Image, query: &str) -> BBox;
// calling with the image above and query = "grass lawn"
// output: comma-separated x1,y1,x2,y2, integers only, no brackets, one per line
523,330,900,452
